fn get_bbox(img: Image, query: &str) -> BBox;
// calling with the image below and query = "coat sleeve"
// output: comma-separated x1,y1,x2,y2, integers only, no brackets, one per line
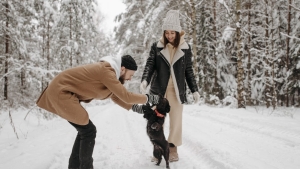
185,44,199,93
111,94,133,110
141,42,157,84
102,69,148,105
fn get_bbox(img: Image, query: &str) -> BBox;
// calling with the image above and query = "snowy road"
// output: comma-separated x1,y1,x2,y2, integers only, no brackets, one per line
0,103,300,169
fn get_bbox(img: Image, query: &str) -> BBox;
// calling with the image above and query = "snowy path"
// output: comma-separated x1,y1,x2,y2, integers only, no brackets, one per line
0,104,300,169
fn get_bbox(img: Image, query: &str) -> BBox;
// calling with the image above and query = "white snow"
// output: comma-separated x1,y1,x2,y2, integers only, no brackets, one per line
218,0,230,14
1,102,300,169
222,26,235,42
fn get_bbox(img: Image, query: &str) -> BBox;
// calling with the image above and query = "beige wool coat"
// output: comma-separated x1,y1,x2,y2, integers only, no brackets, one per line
36,60,147,125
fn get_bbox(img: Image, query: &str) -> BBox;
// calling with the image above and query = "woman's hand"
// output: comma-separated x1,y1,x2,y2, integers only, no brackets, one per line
140,80,148,94
193,92,200,103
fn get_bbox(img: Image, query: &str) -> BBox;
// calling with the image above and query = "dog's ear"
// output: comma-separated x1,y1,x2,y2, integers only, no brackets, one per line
166,103,170,113
163,98,170,113
156,97,170,114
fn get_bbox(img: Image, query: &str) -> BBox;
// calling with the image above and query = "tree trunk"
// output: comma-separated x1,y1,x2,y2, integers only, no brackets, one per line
277,2,285,107
189,0,198,80
41,12,46,91
212,0,219,96
298,88,300,107
264,0,271,108
75,2,79,65
236,0,245,108
47,15,50,86
20,53,25,93
270,1,277,110
286,0,292,107
246,1,252,105
200,4,209,102
4,3,9,100
70,5,73,67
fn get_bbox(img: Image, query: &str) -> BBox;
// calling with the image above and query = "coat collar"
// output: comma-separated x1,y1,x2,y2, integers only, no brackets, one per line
157,31,189,65
157,40,189,49
99,56,121,79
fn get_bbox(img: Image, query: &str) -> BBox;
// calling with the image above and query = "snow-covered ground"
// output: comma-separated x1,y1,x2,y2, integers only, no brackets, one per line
0,102,300,169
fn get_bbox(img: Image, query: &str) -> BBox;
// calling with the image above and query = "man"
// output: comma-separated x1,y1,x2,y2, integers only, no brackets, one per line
36,55,160,169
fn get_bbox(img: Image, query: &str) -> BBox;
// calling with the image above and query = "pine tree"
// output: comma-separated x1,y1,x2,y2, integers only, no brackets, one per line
0,0,37,108
287,0,300,106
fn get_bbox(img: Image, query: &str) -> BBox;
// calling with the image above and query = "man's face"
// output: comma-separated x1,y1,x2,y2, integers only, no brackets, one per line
119,68,135,84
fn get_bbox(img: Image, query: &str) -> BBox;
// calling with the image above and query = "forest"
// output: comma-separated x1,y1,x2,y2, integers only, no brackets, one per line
1,0,300,111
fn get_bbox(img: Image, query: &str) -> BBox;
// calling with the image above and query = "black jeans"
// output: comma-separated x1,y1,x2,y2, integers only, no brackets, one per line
68,120,97,169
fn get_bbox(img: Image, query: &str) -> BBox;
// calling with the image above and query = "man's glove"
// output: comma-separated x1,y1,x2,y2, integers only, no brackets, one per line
132,104,152,114
146,94,161,105
131,104,144,114
193,91,200,103
140,80,148,94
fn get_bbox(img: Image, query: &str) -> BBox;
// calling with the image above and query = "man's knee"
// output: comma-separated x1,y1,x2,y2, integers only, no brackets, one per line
81,120,97,139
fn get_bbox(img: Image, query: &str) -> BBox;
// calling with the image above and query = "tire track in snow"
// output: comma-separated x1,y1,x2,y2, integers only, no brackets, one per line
91,106,163,168
180,115,242,169
182,116,274,169
181,106,300,169
185,107,300,148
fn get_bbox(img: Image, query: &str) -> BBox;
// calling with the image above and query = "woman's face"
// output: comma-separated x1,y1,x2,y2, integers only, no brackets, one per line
164,30,176,44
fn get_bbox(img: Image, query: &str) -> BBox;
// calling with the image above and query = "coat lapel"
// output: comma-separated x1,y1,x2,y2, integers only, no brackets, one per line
157,41,171,65
157,41,189,66
160,48,171,64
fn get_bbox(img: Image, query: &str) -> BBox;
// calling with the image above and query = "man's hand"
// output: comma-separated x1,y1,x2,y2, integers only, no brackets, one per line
132,104,144,114
131,104,152,114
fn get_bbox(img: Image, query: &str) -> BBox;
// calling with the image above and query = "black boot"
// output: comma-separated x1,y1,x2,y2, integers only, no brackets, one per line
68,120,97,169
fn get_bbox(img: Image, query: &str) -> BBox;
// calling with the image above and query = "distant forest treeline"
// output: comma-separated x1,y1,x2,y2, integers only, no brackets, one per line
1,0,300,110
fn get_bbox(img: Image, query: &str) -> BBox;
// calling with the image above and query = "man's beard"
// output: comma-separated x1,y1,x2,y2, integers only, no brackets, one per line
119,74,125,84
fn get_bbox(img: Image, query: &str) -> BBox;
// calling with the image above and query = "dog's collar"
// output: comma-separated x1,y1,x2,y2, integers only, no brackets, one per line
154,109,164,117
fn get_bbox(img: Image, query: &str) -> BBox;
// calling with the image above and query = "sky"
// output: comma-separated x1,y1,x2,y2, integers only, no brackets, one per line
0,101,299,169
96,0,126,33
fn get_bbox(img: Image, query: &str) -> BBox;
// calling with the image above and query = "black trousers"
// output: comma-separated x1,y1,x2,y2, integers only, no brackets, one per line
68,120,97,169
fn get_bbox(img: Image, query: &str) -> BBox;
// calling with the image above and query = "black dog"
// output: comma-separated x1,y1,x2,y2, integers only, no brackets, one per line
142,97,171,169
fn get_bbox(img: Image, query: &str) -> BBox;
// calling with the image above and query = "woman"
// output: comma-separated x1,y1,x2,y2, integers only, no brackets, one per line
140,10,200,162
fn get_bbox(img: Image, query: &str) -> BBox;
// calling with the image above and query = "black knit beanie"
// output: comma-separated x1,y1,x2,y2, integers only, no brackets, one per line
121,55,138,71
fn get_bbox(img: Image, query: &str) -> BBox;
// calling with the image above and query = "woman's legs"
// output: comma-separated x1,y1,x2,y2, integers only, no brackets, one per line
68,120,97,169
165,88,183,146
165,85,183,162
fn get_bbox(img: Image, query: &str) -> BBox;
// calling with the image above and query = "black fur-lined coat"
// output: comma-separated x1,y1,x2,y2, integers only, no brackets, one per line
141,32,198,104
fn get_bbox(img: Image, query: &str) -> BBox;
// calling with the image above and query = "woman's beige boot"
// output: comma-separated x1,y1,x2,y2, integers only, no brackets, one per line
169,146,179,162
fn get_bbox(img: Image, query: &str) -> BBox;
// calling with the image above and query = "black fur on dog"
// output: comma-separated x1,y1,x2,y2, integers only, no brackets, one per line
142,97,171,169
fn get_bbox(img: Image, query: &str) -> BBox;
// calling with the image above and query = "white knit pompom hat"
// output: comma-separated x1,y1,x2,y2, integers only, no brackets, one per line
162,10,182,33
